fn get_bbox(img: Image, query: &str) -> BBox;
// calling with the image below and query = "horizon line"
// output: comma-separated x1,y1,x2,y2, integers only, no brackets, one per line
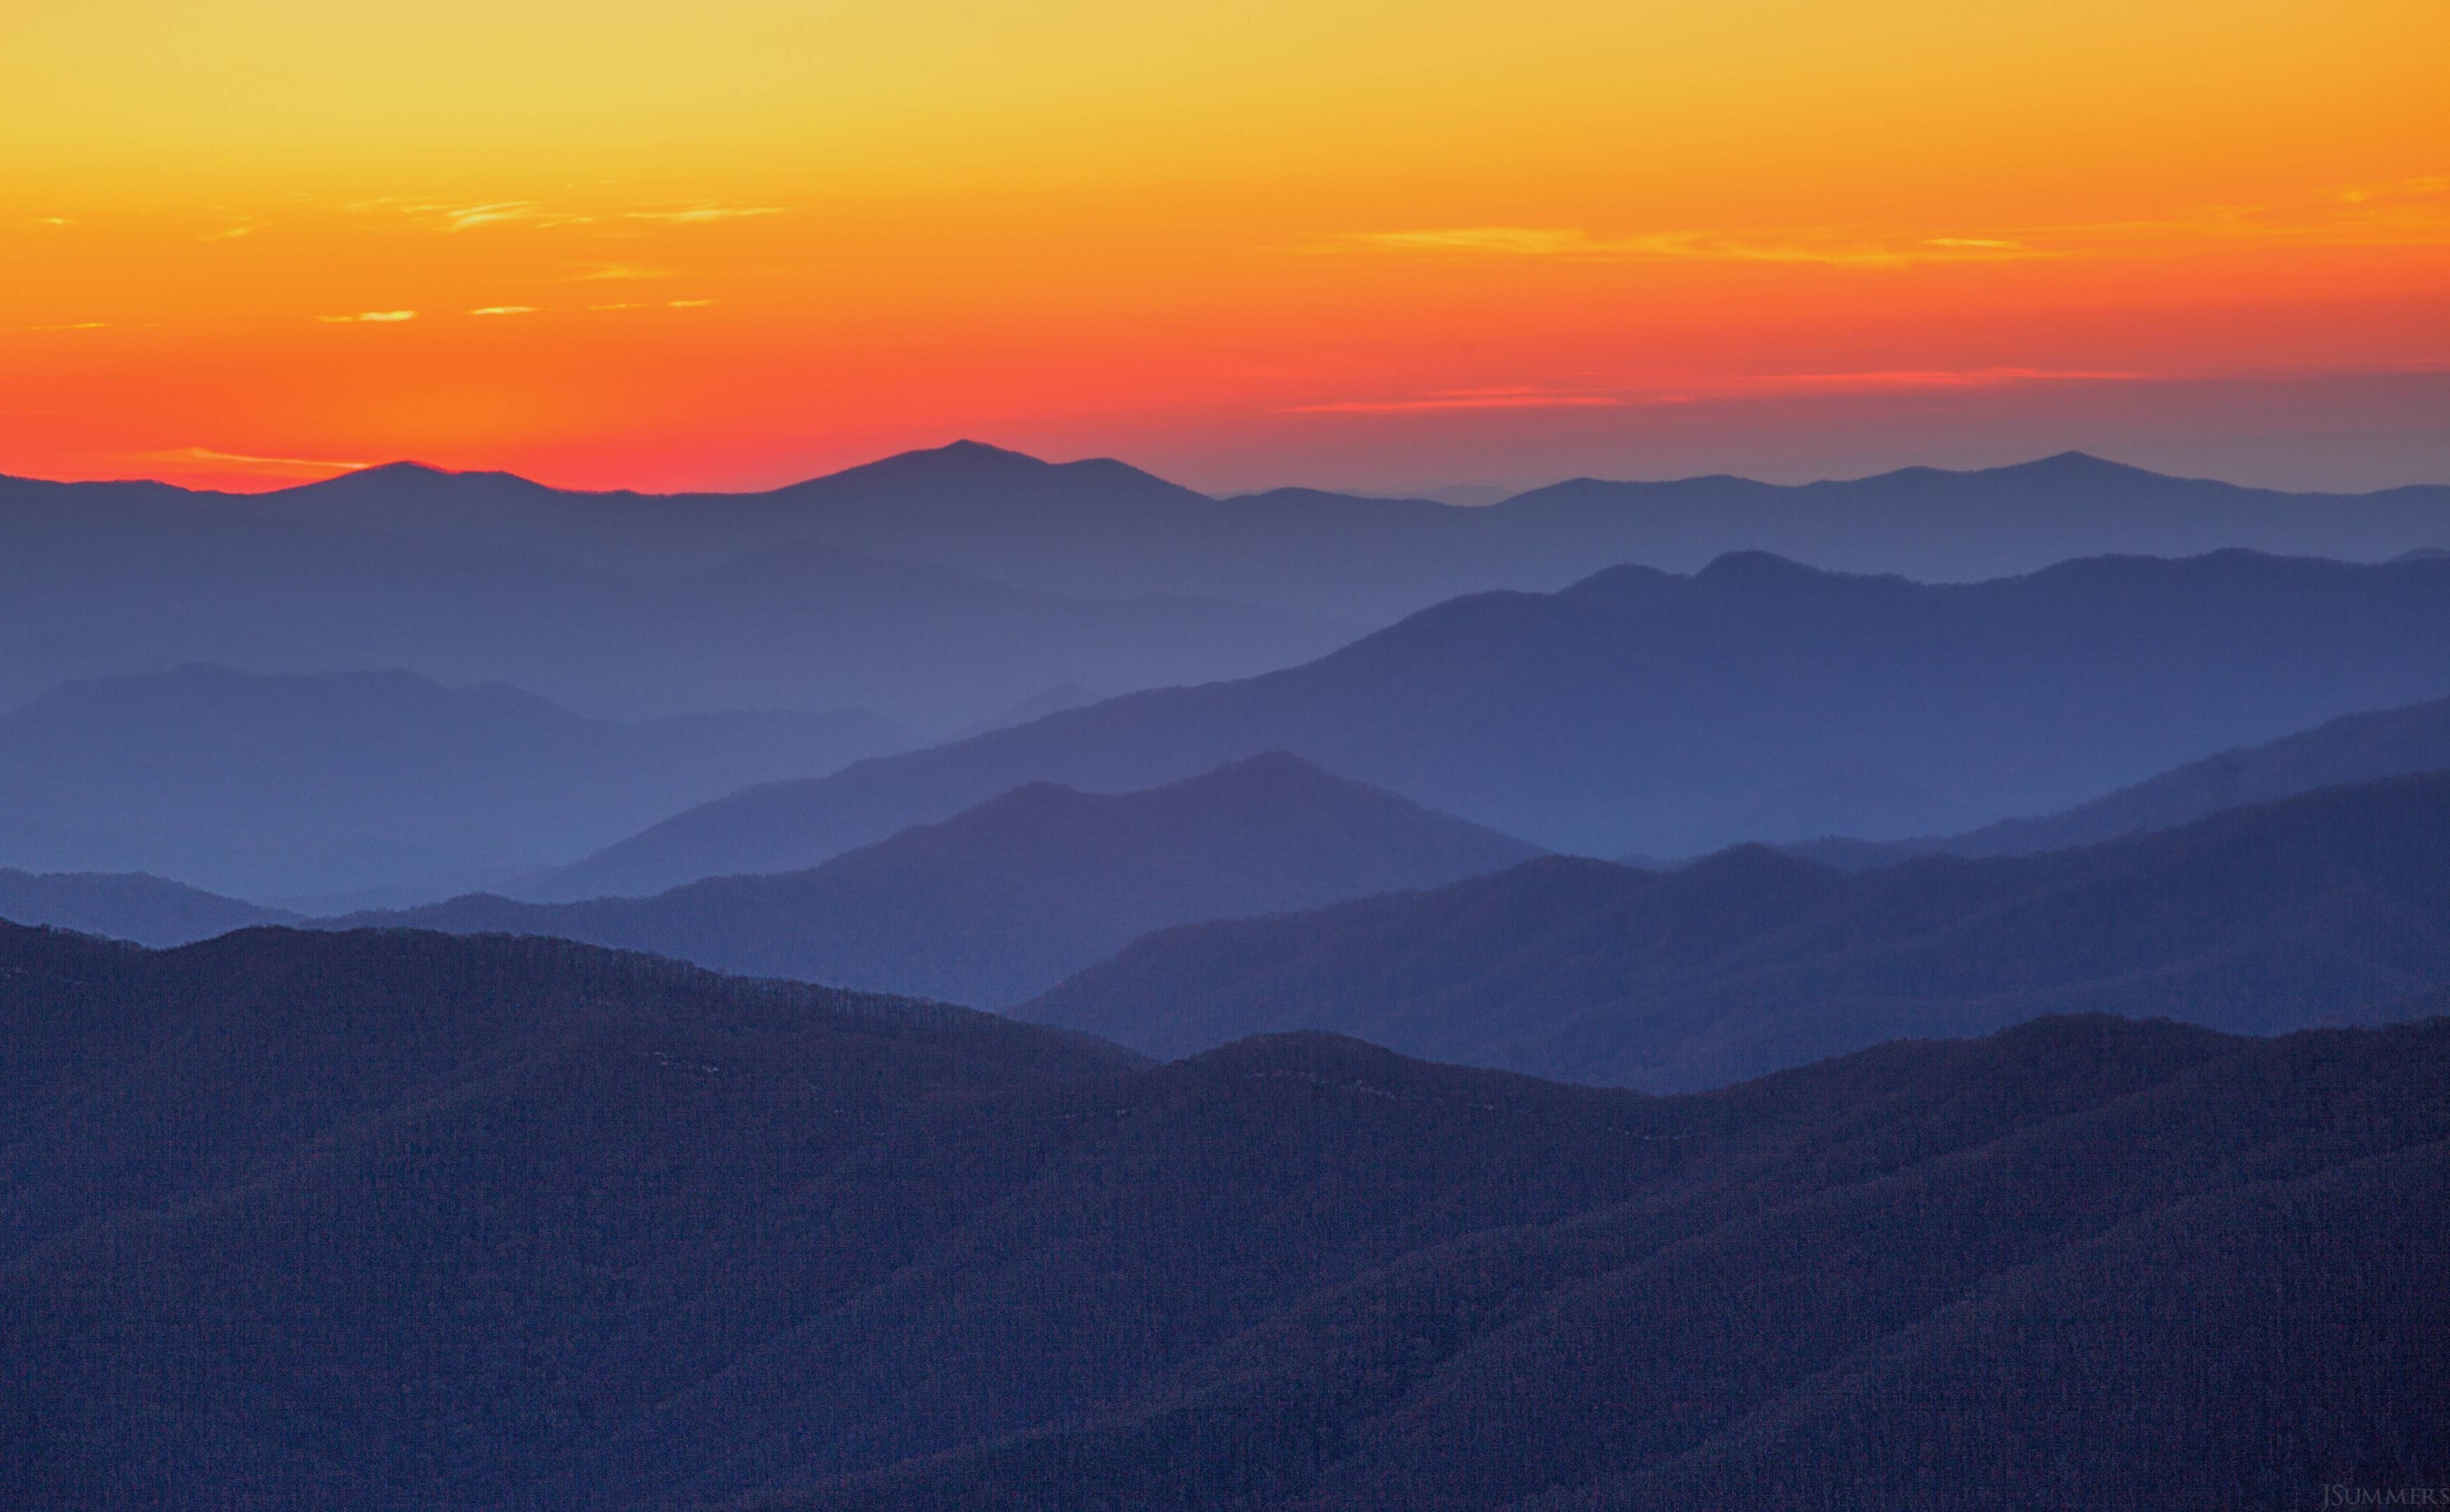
10,442,2430,504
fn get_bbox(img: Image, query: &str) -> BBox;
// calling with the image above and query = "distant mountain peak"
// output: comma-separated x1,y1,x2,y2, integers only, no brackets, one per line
778,438,1194,503
1142,749,1382,799
856,439,1058,478
1693,548,1821,579
2004,449,2155,479
284,458,557,497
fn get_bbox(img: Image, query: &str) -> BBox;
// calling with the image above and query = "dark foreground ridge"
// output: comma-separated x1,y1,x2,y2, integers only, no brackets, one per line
2,920,2442,1508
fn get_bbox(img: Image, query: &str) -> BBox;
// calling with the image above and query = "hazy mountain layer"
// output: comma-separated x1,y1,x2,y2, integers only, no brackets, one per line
2,918,2438,1508
231,441,2450,619
1025,770,2450,1090
13,444,2450,730
0,869,299,946
335,754,1541,1006
545,549,2450,894
0,664,912,898
1791,692,2450,866
0,469,1350,729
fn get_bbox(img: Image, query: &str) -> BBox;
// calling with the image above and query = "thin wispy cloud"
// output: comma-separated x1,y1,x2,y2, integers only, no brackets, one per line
1727,366,2150,394
27,321,109,331
444,202,547,231
163,446,376,477
368,200,787,233
470,305,540,316
624,206,784,224
579,263,673,281
2336,174,2450,206
317,310,418,324
1337,186,2450,268
1286,367,2153,415
31,217,73,227
1287,387,1624,414
1333,227,2048,268
666,298,717,308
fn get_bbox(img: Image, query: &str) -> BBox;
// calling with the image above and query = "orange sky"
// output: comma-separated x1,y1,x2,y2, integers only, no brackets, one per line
4,0,2446,494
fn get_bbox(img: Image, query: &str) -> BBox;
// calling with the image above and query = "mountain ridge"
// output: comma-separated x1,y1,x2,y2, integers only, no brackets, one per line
4,912,2439,1508
1021,768,2450,1090
328,752,1542,1006
20,442,2449,624
1787,692,2450,866
535,547,2450,895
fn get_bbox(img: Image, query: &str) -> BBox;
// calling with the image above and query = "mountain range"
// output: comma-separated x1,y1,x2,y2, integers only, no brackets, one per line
3,918,2439,1508
1024,769,2450,1090
11,435,2450,1511
219,442,2450,619
538,548,2450,895
0,664,911,898
331,754,1541,1007
0,463,1352,731
13,444,2450,731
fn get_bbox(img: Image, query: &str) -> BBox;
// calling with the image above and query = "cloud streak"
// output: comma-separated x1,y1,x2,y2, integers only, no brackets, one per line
622,206,783,224
1334,227,2049,268
317,310,417,323
1338,185,2450,270
368,200,789,233
1286,368,2155,415
163,446,377,478
1286,387,1625,413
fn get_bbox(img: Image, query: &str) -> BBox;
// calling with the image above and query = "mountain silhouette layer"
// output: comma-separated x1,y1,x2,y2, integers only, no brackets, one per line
541,549,2450,895
13,444,2450,727
3,916,2439,1508
0,664,912,898
331,754,1542,1006
1791,691,2450,866
0,463,1352,731
218,441,2450,618
1023,769,2450,1090
0,868,299,945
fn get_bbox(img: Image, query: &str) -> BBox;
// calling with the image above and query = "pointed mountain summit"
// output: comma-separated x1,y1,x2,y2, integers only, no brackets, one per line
341,752,1541,1007
1993,448,2165,481
279,458,580,504
1835,450,2170,491
779,437,1185,500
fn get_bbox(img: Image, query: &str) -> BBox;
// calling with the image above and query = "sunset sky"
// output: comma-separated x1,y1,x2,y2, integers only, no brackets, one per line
4,0,2445,495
